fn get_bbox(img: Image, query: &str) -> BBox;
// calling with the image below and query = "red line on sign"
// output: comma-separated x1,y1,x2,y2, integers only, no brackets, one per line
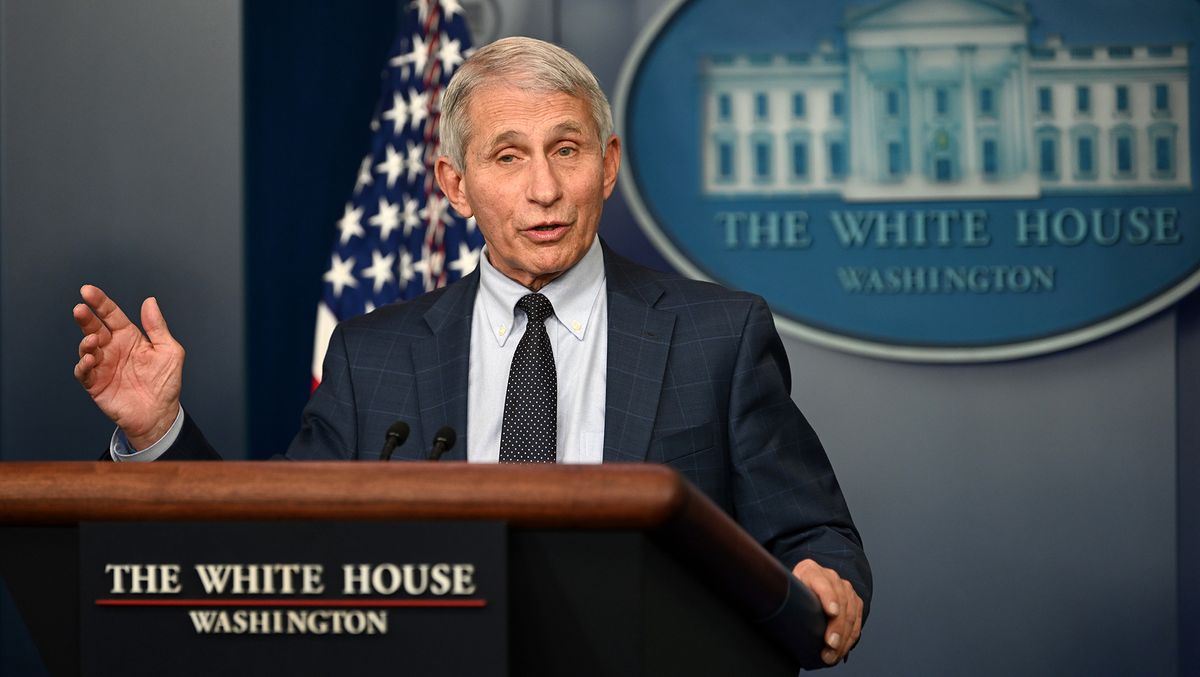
94,599,486,608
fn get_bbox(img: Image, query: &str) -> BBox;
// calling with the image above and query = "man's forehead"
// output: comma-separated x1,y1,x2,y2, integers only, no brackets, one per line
484,120,588,144
466,86,594,143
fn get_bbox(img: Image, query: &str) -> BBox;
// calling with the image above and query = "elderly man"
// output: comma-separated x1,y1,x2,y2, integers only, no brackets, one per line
74,37,870,665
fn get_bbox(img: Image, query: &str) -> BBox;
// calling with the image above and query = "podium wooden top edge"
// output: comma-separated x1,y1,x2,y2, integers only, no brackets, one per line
0,461,692,528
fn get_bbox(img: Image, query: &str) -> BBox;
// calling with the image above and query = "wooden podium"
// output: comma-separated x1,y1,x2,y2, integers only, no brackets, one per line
0,462,824,675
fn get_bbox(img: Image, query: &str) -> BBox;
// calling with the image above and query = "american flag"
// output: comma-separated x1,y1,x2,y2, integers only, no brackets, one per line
311,0,481,387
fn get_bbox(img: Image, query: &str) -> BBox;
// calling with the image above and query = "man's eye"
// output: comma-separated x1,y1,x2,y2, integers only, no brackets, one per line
498,154,516,163
556,147,576,157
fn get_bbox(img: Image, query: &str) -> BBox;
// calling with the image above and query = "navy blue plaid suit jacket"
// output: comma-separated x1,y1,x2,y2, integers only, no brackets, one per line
171,244,871,606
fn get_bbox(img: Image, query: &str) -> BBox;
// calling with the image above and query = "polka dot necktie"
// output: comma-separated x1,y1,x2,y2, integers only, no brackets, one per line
499,293,557,463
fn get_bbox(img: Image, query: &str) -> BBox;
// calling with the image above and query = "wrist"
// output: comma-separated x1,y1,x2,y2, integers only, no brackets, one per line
124,403,181,451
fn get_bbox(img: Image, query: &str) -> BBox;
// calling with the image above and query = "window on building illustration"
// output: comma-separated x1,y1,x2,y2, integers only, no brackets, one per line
792,141,809,180
792,93,806,118
754,137,773,181
886,89,900,117
935,88,948,116
1038,87,1053,115
887,141,902,177
1038,134,1058,180
1154,84,1170,114
1115,86,1129,114
755,93,769,121
1148,46,1174,58
935,157,952,182
831,92,845,118
982,139,998,177
828,140,847,179
1154,135,1174,176
716,137,736,182
717,93,732,123
1148,122,1177,179
1076,86,1090,114
1108,46,1133,59
979,87,995,117
1113,129,1134,177
1077,136,1095,178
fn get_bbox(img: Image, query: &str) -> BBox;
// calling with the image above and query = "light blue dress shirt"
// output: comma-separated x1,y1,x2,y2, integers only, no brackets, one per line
467,236,608,463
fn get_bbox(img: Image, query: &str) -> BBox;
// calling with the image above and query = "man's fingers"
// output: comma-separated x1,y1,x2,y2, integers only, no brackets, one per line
805,569,841,616
74,353,96,387
792,559,862,665
78,333,96,359
139,296,177,346
80,284,134,332
829,582,863,663
73,303,112,342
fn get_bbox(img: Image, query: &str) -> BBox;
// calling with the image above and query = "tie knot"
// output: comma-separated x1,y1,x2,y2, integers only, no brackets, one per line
517,293,554,324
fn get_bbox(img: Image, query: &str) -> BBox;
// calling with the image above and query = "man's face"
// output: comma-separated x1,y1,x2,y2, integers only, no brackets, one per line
436,84,621,290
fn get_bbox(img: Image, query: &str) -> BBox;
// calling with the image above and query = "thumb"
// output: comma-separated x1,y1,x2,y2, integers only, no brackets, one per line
140,297,175,345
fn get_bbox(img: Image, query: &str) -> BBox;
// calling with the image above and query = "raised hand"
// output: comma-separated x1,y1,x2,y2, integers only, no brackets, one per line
73,285,185,450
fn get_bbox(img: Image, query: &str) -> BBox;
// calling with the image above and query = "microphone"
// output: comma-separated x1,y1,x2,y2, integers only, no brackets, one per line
428,426,457,461
379,421,410,461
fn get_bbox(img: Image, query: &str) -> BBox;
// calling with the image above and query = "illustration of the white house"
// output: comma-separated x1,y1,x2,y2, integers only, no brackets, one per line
701,0,1191,201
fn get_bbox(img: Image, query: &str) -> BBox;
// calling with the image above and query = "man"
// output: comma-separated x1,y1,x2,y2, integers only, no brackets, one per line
74,37,870,665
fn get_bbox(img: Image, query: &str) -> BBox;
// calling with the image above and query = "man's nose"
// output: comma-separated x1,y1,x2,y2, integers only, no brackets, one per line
525,154,563,206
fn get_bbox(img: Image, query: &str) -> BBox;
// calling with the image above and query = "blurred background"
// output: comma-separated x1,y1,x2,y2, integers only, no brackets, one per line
1,0,1195,674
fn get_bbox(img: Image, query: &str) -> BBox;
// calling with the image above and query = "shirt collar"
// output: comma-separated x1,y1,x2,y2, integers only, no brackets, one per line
477,236,606,347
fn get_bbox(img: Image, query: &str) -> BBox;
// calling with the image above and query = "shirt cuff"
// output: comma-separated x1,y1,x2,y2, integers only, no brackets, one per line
109,407,186,462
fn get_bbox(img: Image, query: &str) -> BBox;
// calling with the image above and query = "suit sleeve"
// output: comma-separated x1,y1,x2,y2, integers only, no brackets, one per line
727,297,873,613
284,322,360,460
111,411,221,461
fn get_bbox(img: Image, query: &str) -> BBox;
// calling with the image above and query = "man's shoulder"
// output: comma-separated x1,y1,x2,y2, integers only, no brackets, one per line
603,247,764,310
338,274,476,338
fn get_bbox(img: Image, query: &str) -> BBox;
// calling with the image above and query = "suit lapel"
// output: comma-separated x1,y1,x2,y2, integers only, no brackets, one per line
602,248,675,463
412,271,478,461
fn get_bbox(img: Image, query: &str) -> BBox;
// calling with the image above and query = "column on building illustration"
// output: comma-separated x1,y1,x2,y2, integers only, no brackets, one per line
960,46,979,183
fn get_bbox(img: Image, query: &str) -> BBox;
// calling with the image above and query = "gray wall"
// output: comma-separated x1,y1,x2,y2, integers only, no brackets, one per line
0,0,245,459
0,1,1186,675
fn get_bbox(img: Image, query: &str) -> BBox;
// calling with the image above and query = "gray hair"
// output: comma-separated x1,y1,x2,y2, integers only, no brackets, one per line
439,36,614,171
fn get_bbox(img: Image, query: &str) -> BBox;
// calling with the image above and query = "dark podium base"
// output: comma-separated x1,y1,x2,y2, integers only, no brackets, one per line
511,531,795,677
2,527,795,677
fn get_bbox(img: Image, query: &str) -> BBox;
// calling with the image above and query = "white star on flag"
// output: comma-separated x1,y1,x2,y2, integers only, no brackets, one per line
376,144,404,188
398,249,416,285
323,254,358,298
354,155,374,194
337,204,365,244
407,88,430,132
437,38,464,72
369,197,403,241
382,91,409,135
412,246,445,290
402,196,422,235
404,141,426,183
361,250,396,293
448,241,480,275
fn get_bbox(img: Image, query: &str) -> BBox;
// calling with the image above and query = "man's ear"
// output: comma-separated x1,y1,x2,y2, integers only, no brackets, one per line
601,135,621,200
435,156,474,218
